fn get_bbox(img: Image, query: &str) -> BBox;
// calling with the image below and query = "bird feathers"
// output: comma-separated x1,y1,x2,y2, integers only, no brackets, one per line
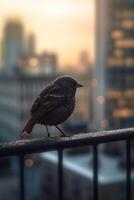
21,76,82,136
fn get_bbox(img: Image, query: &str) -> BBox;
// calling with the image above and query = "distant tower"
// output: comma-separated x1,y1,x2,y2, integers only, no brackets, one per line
39,52,58,75
27,33,36,56
79,50,90,67
1,19,24,71
93,0,134,130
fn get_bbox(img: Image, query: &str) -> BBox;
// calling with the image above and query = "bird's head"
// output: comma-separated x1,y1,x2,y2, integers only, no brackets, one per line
53,76,83,94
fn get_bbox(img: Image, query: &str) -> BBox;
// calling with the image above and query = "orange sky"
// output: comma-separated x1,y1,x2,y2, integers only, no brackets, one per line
0,0,95,69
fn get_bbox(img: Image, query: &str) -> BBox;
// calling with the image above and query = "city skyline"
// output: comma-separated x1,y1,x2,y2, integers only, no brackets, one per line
0,0,94,70
0,19,91,74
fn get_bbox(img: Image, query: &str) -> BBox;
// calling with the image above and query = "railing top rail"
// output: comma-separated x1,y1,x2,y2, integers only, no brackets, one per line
0,127,134,157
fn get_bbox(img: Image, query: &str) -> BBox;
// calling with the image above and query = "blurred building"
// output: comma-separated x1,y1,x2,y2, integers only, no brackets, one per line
27,33,36,57
16,51,58,76
31,150,134,200
1,19,24,72
38,52,58,75
79,50,91,72
93,0,134,130
0,19,58,76
17,54,41,75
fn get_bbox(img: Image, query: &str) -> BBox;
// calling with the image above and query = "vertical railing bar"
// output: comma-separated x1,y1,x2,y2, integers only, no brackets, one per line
126,139,131,200
19,155,25,200
93,144,98,200
58,150,63,200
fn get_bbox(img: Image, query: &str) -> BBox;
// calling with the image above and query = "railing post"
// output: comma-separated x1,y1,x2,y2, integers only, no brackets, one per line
93,144,98,200
19,155,25,200
58,150,63,200
126,139,131,200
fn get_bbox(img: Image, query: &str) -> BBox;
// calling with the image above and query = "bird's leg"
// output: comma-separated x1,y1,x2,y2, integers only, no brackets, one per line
45,125,50,137
55,125,66,137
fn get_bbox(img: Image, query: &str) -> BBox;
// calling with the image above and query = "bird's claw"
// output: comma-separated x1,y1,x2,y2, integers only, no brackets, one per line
20,131,30,137
60,133,72,137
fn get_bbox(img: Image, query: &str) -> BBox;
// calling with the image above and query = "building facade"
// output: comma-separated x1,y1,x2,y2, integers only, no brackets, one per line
1,19,24,71
93,0,134,130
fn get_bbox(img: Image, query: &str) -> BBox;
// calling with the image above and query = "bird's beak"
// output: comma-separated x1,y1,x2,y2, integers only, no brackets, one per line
76,83,83,88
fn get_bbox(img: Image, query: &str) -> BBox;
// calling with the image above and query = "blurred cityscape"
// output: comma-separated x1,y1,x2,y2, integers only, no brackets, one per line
0,18,92,139
0,0,134,200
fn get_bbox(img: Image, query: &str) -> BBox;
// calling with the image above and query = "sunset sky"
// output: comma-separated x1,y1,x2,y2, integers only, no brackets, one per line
0,0,95,69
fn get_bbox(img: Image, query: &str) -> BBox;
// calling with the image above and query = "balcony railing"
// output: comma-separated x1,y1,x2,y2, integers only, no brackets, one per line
0,127,134,200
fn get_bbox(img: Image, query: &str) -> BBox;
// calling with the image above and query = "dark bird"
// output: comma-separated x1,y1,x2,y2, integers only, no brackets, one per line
21,76,83,137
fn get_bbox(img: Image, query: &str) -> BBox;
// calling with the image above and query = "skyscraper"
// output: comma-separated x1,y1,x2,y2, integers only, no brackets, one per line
1,19,24,71
27,32,36,57
38,52,58,75
93,0,134,130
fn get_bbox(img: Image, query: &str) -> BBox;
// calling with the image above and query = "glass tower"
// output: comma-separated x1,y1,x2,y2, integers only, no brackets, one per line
93,0,134,130
106,0,134,128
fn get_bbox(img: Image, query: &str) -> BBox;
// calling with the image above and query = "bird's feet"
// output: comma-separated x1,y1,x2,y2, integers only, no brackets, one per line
55,126,71,137
60,133,71,137
20,131,30,137
45,125,50,137
20,131,31,140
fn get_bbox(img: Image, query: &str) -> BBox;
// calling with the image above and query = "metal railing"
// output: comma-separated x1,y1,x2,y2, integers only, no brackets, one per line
0,127,134,200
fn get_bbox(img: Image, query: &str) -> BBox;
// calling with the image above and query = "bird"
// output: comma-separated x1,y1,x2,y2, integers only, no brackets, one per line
21,76,83,137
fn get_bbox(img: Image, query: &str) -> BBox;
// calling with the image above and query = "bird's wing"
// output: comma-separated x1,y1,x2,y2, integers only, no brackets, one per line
31,85,52,114
31,86,67,122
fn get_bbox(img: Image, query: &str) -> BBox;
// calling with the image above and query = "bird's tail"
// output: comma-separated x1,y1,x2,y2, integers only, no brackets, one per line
21,118,35,136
